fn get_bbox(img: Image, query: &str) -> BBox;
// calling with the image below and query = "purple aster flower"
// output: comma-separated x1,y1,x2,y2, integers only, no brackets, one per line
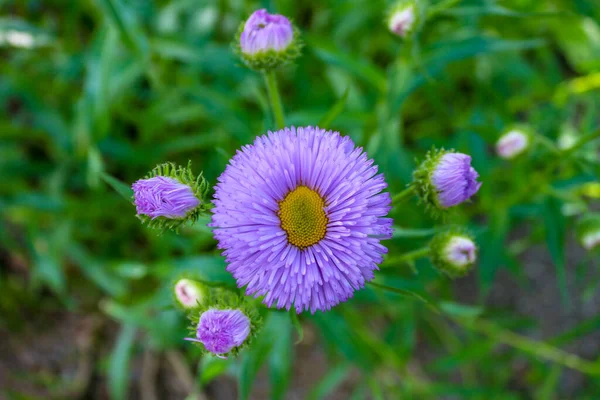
211,126,393,313
431,153,481,208
132,176,200,219
240,9,294,56
186,309,251,357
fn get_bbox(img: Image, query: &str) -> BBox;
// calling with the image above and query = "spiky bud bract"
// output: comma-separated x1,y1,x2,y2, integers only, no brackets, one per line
132,162,210,232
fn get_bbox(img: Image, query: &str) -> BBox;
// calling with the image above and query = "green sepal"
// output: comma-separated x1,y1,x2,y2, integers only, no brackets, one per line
134,161,210,233
233,22,303,72
429,228,477,278
412,148,451,219
186,289,263,358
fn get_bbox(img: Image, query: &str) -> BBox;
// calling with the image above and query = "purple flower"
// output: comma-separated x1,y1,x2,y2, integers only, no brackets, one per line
431,153,481,208
132,176,200,219
186,309,251,356
211,126,393,313
240,9,294,55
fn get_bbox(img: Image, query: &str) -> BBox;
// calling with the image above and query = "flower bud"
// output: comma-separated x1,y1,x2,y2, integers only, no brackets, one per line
496,127,531,159
387,1,419,38
173,279,208,310
429,229,477,277
236,9,301,71
412,149,482,216
557,124,578,150
132,162,209,231
185,292,262,358
187,309,250,357
576,213,600,251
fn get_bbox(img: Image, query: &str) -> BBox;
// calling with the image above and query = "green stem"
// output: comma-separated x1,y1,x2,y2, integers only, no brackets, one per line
561,128,600,157
459,318,600,376
263,70,286,129
382,246,430,267
391,186,416,206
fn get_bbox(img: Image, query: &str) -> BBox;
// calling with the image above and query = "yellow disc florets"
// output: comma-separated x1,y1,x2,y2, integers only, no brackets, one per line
278,186,328,249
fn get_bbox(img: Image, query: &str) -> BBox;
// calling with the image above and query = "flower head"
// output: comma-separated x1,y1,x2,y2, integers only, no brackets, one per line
413,149,481,216
133,176,199,219
211,126,393,313
237,9,301,71
430,229,477,277
186,309,251,357
387,0,423,39
173,279,208,310
576,213,600,251
132,162,209,231
388,4,416,37
496,127,531,159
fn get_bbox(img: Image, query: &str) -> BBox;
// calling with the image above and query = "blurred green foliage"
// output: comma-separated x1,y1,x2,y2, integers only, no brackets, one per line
1,0,599,399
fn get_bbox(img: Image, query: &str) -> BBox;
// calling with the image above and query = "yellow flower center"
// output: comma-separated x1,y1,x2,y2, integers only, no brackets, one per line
278,186,328,249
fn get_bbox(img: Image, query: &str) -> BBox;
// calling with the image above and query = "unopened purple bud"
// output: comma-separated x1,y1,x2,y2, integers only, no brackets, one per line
430,230,477,277
240,9,294,56
431,153,482,208
388,6,416,37
496,129,530,159
132,176,200,219
186,309,251,357
445,237,476,267
174,279,207,309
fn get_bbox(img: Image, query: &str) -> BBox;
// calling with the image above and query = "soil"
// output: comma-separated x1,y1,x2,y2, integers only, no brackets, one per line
1,238,598,399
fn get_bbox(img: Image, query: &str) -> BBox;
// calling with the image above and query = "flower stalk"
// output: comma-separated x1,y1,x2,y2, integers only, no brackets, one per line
264,70,286,129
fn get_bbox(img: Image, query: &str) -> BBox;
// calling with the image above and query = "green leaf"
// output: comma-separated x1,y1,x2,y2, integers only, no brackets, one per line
368,281,440,313
391,227,437,238
101,172,133,201
308,363,351,400
238,314,276,400
96,0,148,56
439,302,483,319
317,88,349,129
199,355,232,386
289,309,304,344
268,312,293,400
390,37,545,110
543,197,569,306
167,256,236,287
108,324,137,400
306,35,387,92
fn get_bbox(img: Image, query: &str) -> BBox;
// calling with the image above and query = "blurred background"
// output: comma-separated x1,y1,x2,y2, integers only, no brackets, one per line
1,0,599,399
